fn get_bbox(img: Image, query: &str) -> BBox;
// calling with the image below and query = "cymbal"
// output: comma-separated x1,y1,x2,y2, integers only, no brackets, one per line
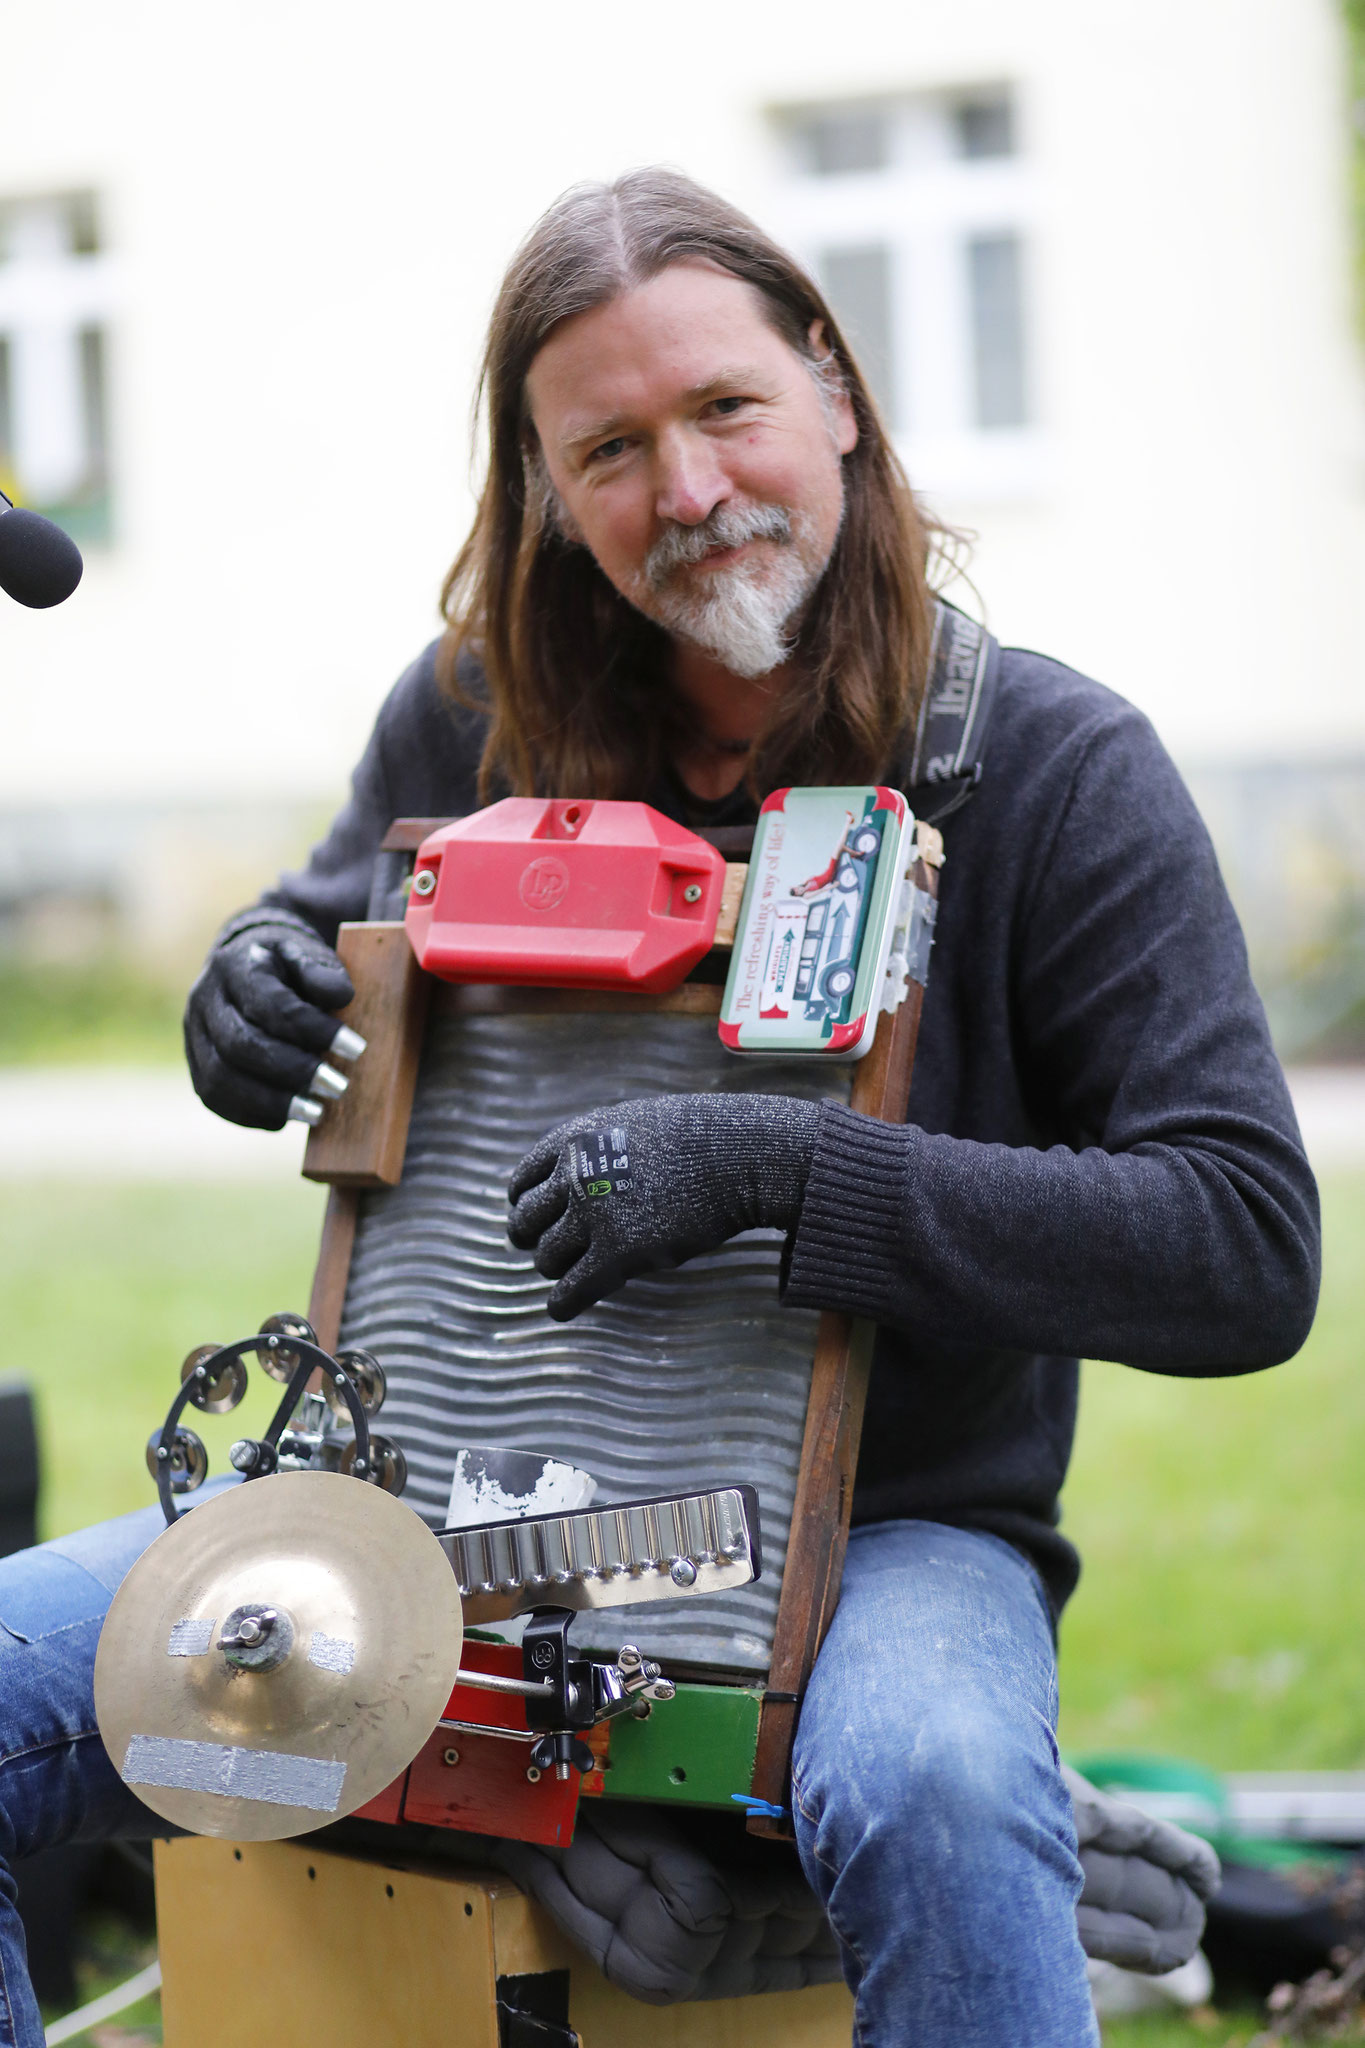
94,1472,463,1841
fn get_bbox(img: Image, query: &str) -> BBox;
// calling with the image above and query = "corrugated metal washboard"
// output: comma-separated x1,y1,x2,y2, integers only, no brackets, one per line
338,1007,849,1676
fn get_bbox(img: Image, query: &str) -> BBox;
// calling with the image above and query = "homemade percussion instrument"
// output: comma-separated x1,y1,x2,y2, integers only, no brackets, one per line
95,768,948,2045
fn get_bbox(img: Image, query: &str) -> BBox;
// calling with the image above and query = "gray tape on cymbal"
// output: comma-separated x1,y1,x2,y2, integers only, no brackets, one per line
166,1618,215,1657
307,1632,356,1675
121,1735,346,1812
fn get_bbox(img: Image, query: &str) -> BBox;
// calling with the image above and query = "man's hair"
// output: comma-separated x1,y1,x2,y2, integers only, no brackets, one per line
439,167,949,801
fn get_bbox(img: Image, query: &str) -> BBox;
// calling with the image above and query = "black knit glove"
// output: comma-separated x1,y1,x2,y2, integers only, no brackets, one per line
184,911,362,1131
508,1093,821,1322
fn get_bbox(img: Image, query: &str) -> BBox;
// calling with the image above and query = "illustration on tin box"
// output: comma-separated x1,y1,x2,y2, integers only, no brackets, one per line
758,805,885,1025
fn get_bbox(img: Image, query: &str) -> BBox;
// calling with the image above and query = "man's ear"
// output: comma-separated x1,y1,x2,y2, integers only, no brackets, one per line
806,319,859,456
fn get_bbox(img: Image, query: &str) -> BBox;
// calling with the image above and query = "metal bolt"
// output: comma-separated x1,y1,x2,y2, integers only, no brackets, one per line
156,1445,169,1462
682,883,702,903
668,1557,698,1588
229,1440,255,1471
525,1766,542,1783
412,869,437,897
267,1335,279,1348
442,1748,460,1768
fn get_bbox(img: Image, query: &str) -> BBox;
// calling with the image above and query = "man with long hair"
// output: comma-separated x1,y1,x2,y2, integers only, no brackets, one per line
0,172,1316,2047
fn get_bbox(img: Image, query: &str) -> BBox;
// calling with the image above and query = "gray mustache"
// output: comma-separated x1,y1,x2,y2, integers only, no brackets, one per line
644,503,793,590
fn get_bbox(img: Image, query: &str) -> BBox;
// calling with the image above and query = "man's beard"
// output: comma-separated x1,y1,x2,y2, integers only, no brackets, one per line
625,501,832,679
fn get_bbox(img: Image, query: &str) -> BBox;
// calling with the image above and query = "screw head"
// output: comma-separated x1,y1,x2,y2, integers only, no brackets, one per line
682,883,702,903
442,1747,460,1768
669,1557,698,1587
412,869,437,897
525,1766,542,1783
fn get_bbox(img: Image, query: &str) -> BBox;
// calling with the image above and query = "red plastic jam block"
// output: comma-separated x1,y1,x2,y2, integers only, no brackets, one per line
405,798,727,994
402,1637,581,1848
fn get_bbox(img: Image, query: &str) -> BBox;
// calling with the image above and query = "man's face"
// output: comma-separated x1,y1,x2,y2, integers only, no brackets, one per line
525,261,858,678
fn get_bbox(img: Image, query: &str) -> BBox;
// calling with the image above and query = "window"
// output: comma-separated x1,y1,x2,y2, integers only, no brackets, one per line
820,244,895,421
771,87,1041,498
968,233,1027,428
0,193,115,544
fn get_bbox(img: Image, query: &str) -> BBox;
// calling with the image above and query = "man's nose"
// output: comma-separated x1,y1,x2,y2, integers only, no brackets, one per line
653,430,731,527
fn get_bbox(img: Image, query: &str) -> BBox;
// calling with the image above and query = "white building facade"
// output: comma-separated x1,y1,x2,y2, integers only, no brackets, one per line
0,0,1362,1011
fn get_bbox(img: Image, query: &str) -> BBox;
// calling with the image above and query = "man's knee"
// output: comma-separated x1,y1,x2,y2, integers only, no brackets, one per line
796,1694,1072,1889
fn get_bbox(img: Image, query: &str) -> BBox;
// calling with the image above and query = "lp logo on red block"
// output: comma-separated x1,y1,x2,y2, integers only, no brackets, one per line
519,856,570,913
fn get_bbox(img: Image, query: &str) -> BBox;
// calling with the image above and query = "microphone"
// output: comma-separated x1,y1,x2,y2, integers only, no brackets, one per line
0,491,84,608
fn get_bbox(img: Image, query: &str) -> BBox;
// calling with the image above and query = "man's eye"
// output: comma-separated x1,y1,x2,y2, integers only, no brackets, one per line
590,437,628,463
710,396,751,417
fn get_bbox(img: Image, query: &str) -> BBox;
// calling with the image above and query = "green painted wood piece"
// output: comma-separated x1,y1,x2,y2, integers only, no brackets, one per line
599,1683,763,1808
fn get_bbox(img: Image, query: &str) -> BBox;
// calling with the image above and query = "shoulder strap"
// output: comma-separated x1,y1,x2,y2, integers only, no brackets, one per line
905,600,1001,826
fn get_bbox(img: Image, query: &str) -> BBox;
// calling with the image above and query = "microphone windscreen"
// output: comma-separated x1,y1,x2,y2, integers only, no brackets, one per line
0,507,84,608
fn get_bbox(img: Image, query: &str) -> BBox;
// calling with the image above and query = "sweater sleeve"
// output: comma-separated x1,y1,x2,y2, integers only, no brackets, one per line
784,705,1321,1374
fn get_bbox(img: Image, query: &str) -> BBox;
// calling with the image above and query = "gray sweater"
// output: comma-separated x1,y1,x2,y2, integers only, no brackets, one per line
260,639,1320,1616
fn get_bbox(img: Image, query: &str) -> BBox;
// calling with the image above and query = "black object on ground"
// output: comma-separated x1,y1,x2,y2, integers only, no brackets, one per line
1204,1857,1365,2000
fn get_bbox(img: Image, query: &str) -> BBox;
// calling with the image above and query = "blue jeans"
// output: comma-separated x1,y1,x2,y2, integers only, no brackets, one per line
0,1500,188,2043
794,1519,1098,2046
0,1509,1096,2046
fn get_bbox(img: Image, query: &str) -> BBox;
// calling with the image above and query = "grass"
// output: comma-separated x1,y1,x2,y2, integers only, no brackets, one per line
0,1180,326,1536
1058,1174,1365,1772
0,960,185,1068
39,1918,161,2047
1,1172,1361,2048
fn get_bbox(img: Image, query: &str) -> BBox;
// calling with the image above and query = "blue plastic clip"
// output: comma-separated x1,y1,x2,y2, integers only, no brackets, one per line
729,1794,786,1819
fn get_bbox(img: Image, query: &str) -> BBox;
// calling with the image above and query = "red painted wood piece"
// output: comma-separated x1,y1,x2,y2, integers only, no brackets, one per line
357,1638,585,1848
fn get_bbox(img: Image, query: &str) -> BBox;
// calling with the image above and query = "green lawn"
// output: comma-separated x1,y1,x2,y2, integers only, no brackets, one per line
0,960,185,1068
0,1179,327,1536
1,1171,1361,2047
1058,1174,1365,1773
